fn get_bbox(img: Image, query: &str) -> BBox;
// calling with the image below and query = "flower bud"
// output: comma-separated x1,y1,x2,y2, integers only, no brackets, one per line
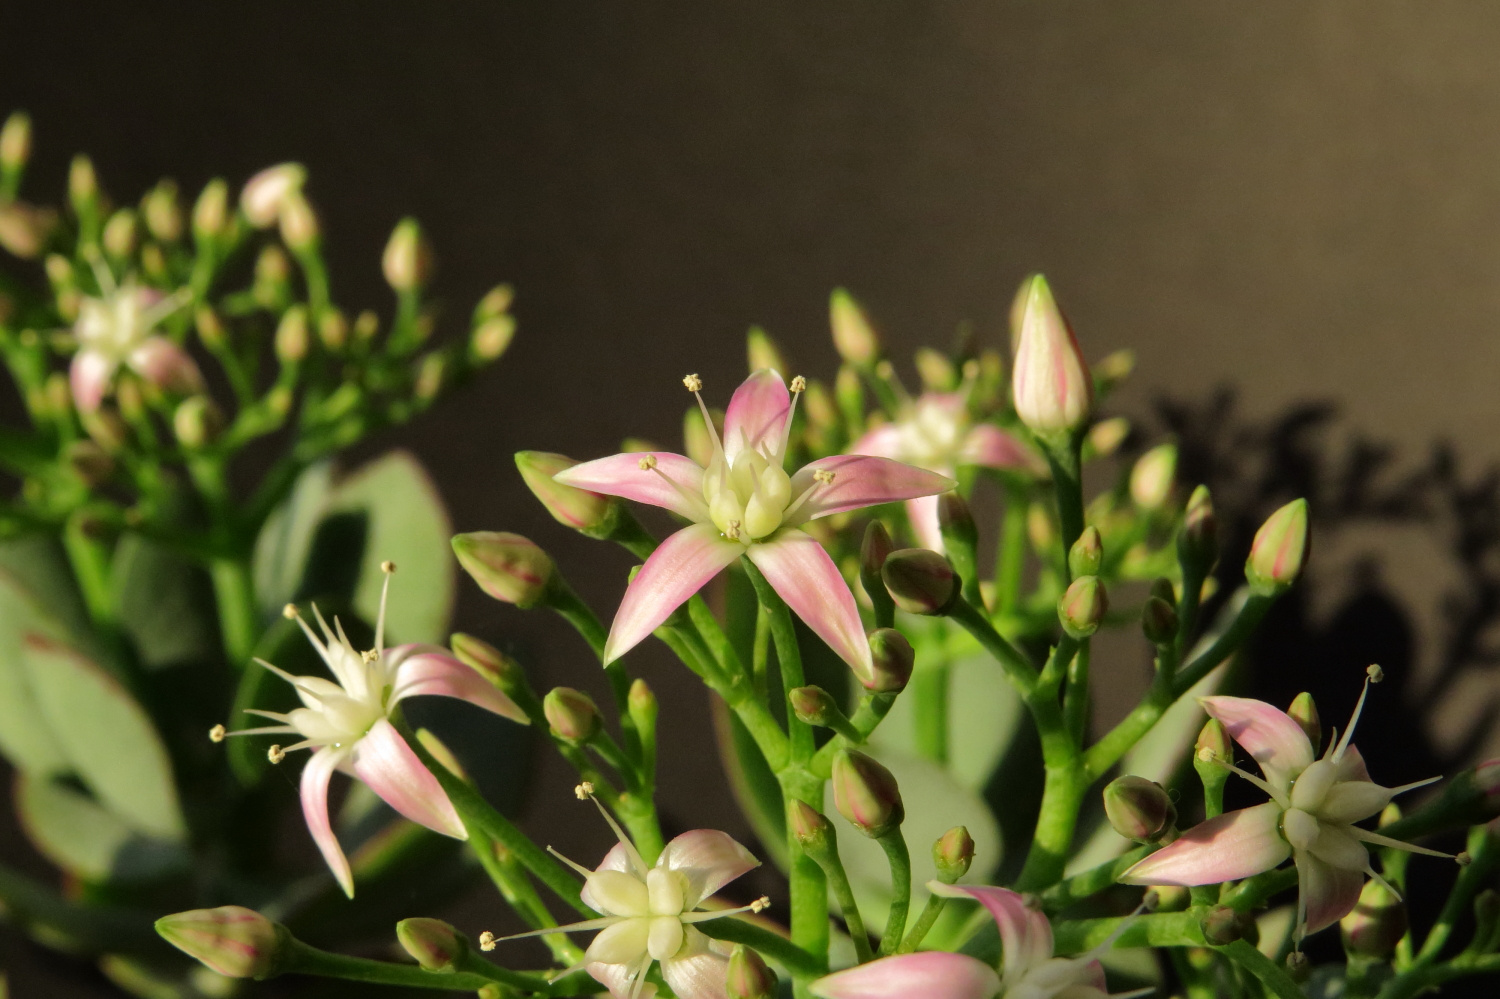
544,687,601,743
1245,498,1310,595
1058,575,1107,639
449,633,529,699
860,516,894,588
470,314,516,362
69,155,99,210
882,548,958,616
173,396,223,449
156,906,285,979
193,178,229,241
278,192,319,250
241,163,306,228
1200,905,1253,946
1340,879,1407,959
452,531,555,608
684,404,725,468
1179,484,1218,568
0,111,31,172
746,325,787,375
1196,718,1231,763
859,628,914,693
1083,416,1131,460
1287,692,1321,756
383,217,433,292
1094,349,1136,394
1068,525,1104,578
628,678,658,732
933,825,975,882
1010,274,1092,435
142,180,183,242
102,209,138,261
938,491,978,561
396,917,466,973
832,750,904,838
1027,502,1055,553
415,352,446,402
1141,596,1178,646
788,686,839,727
789,799,835,852
915,347,958,392
0,201,55,258
275,306,310,364
254,245,292,308
835,365,864,423
830,288,881,367
516,450,618,536
726,944,778,999
1130,443,1177,510
1104,775,1177,842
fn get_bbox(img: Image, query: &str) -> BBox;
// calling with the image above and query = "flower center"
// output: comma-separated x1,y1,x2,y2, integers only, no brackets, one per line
704,447,793,541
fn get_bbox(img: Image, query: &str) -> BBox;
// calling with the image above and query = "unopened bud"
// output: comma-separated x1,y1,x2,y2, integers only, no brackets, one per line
1068,525,1104,578
0,111,31,172
746,326,787,375
1104,775,1177,843
1058,575,1107,639
684,405,725,468
278,192,319,249
449,633,526,695
102,209,138,261
1130,443,1177,510
1179,485,1218,567
452,531,555,608
142,181,183,242
726,944,778,999
1287,692,1320,756
1196,718,1231,763
1285,950,1310,982
860,518,894,590
474,283,514,322
275,306,310,364
1141,596,1178,646
858,628,914,693
1246,498,1310,595
832,750,904,838
803,381,837,431
544,687,601,743
193,179,229,240
915,347,958,391
938,491,978,558
1027,502,1056,552
173,396,222,449
383,217,433,292
0,202,55,258
1084,416,1131,460
835,365,864,423
253,246,292,305
1011,274,1092,435
933,826,975,882
882,548,958,616
830,288,881,367
1340,879,1406,959
241,163,306,228
1094,349,1136,394
517,450,618,536
415,352,446,401
316,309,348,351
789,799,834,852
156,906,285,979
470,314,515,361
628,678,658,731
69,155,99,209
1200,905,1253,946
396,917,465,973
788,686,839,727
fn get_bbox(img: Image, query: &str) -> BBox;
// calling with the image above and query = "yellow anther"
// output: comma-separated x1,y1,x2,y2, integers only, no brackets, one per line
478,930,497,952
683,373,703,392
267,745,286,764
790,375,806,393
639,454,659,471
724,520,741,541
381,560,397,574
575,781,595,800
1196,746,1217,763
750,896,771,913
1458,851,1473,867
208,724,226,743
1366,664,1384,683
812,469,836,485
282,603,299,620
361,649,378,664
1142,889,1161,912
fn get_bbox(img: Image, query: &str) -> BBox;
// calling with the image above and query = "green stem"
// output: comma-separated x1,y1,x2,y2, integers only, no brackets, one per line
1038,845,1154,912
780,770,829,997
695,917,828,980
996,479,1030,619
897,894,947,954
211,557,260,667
1013,747,1086,892
945,595,1038,695
1042,434,1084,579
877,832,912,955
1217,939,1307,999
910,660,949,765
1376,954,1500,999
1414,825,1496,965
806,839,873,963
471,831,583,966
1063,641,1091,744
752,601,771,700
273,937,547,992
546,579,638,755
63,514,115,627
745,560,814,763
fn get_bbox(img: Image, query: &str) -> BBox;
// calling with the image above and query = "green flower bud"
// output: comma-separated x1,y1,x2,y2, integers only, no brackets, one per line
788,686,839,727
544,687,600,743
1027,502,1056,553
683,404,725,468
628,678,657,732
1141,596,1178,646
449,633,528,697
102,209,138,261
1104,775,1177,843
1179,484,1218,568
1094,349,1136,394
516,450,619,536
69,155,99,209
474,283,514,323
833,749,904,838
253,245,292,309
835,365,864,425
1245,498,1310,595
383,217,433,292
746,325,787,375
1084,416,1131,460
1068,525,1104,578
1196,718,1231,763
859,628,914,693
156,906,285,979
915,347,957,392
0,201,56,259
789,799,834,853
173,396,223,450
938,492,978,560
933,825,975,883
142,180,183,242
1058,575,1107,639
275,306,310,364
452,531,555,608
470,314,516,362
1287,692,1320,756
726,944,778,999
278,192,319,250
1148,577,1176,605
193,178,229,241
1340,879,1406,959
830,288,881,367
861,520,895,603
414,352,446,402
1130,444,1177,510
1200,904,1255,946
882,548,958,616
396,917,465,973
0,111,32,172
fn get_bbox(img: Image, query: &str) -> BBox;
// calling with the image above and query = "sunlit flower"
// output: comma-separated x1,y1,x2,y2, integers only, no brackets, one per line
218,564,527,897
850,391,1039,550
555,369,953,676
811,882,1143,999
70,269,200,413
490,784,765,999
1120,673,1446,939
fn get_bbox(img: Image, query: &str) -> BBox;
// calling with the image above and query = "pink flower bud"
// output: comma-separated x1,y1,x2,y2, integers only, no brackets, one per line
933,826,975,882
156,906,285,979
279,193,319,250
858,628,914,693
1340,880,1407,959
383,217,433,292
193,179,230,240
543,687,600,743
628,678,658,730
517,451,618,535
726,944,778,999
173,396,223,450
789,685,838,726
452,531,555,608
833,750,904,838
1058,575,1107,639
396,917,466,972
1200,904,1253,946
789,799,834,851
1130,443,1177,510
1179,484,1218,567
1246,498,1310,594
1196,718,1231,762
1068,525,1104,578
1141,595,1178,646
881,548,957,616
1010,274,1092,435
1104,775,1177,843
450,633,523,690
829,288,881,367
241,163,306,228
1084,416,1131,459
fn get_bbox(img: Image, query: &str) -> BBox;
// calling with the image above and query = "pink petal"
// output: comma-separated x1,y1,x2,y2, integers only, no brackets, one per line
70,349,116,414
349,718,466,840
554,451,706,521
848,423,904,459
788,455,956,522
127,336,204,396
960,425,1043,473
300,746,354,898
389,647,528,724
746,529,871,678
1298,852,1366,935
1337,744,1371,783
811,953,1001,999
659,829,760,906
588,962,659,999
1202,695,1314,787
930,883,1051,983
905,495,944,552
660,948,732,999
723,369,791,463
1119,801,1291,886
603,524,744,664
1079,959,1107,990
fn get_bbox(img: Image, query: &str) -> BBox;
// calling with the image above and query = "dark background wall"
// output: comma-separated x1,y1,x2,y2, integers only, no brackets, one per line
6,2,1500,994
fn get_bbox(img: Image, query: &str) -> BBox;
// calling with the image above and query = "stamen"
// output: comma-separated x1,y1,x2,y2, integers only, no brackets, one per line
575,781,595,800
139,287,193,327
639,455,658,470
488,914,625,943
221,725,298,738
1334,670,1377,763
361,649,378,664
724,520,741,541
1457,851,1473,867
683,374,702,392
1365,864,1403,901
781,468,839,525
253,658,330,701
679,896,774,924
1205,753,1289,807
681,373,725,460
1366,664,1384,684
547,845,598,880
812,469,836,485
268,745,286,764
85,250,117,296
790,375,806,394
1350,826,1454,859
575,782,648,876
209,724,226,743
479,931,496,952
375,560,395,655
773,374,808,458
283,603,299,620
636,454,711,519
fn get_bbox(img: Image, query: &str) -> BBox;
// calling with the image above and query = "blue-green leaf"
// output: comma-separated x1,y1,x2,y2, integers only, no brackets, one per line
0,570,71,776
14,774,188,883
